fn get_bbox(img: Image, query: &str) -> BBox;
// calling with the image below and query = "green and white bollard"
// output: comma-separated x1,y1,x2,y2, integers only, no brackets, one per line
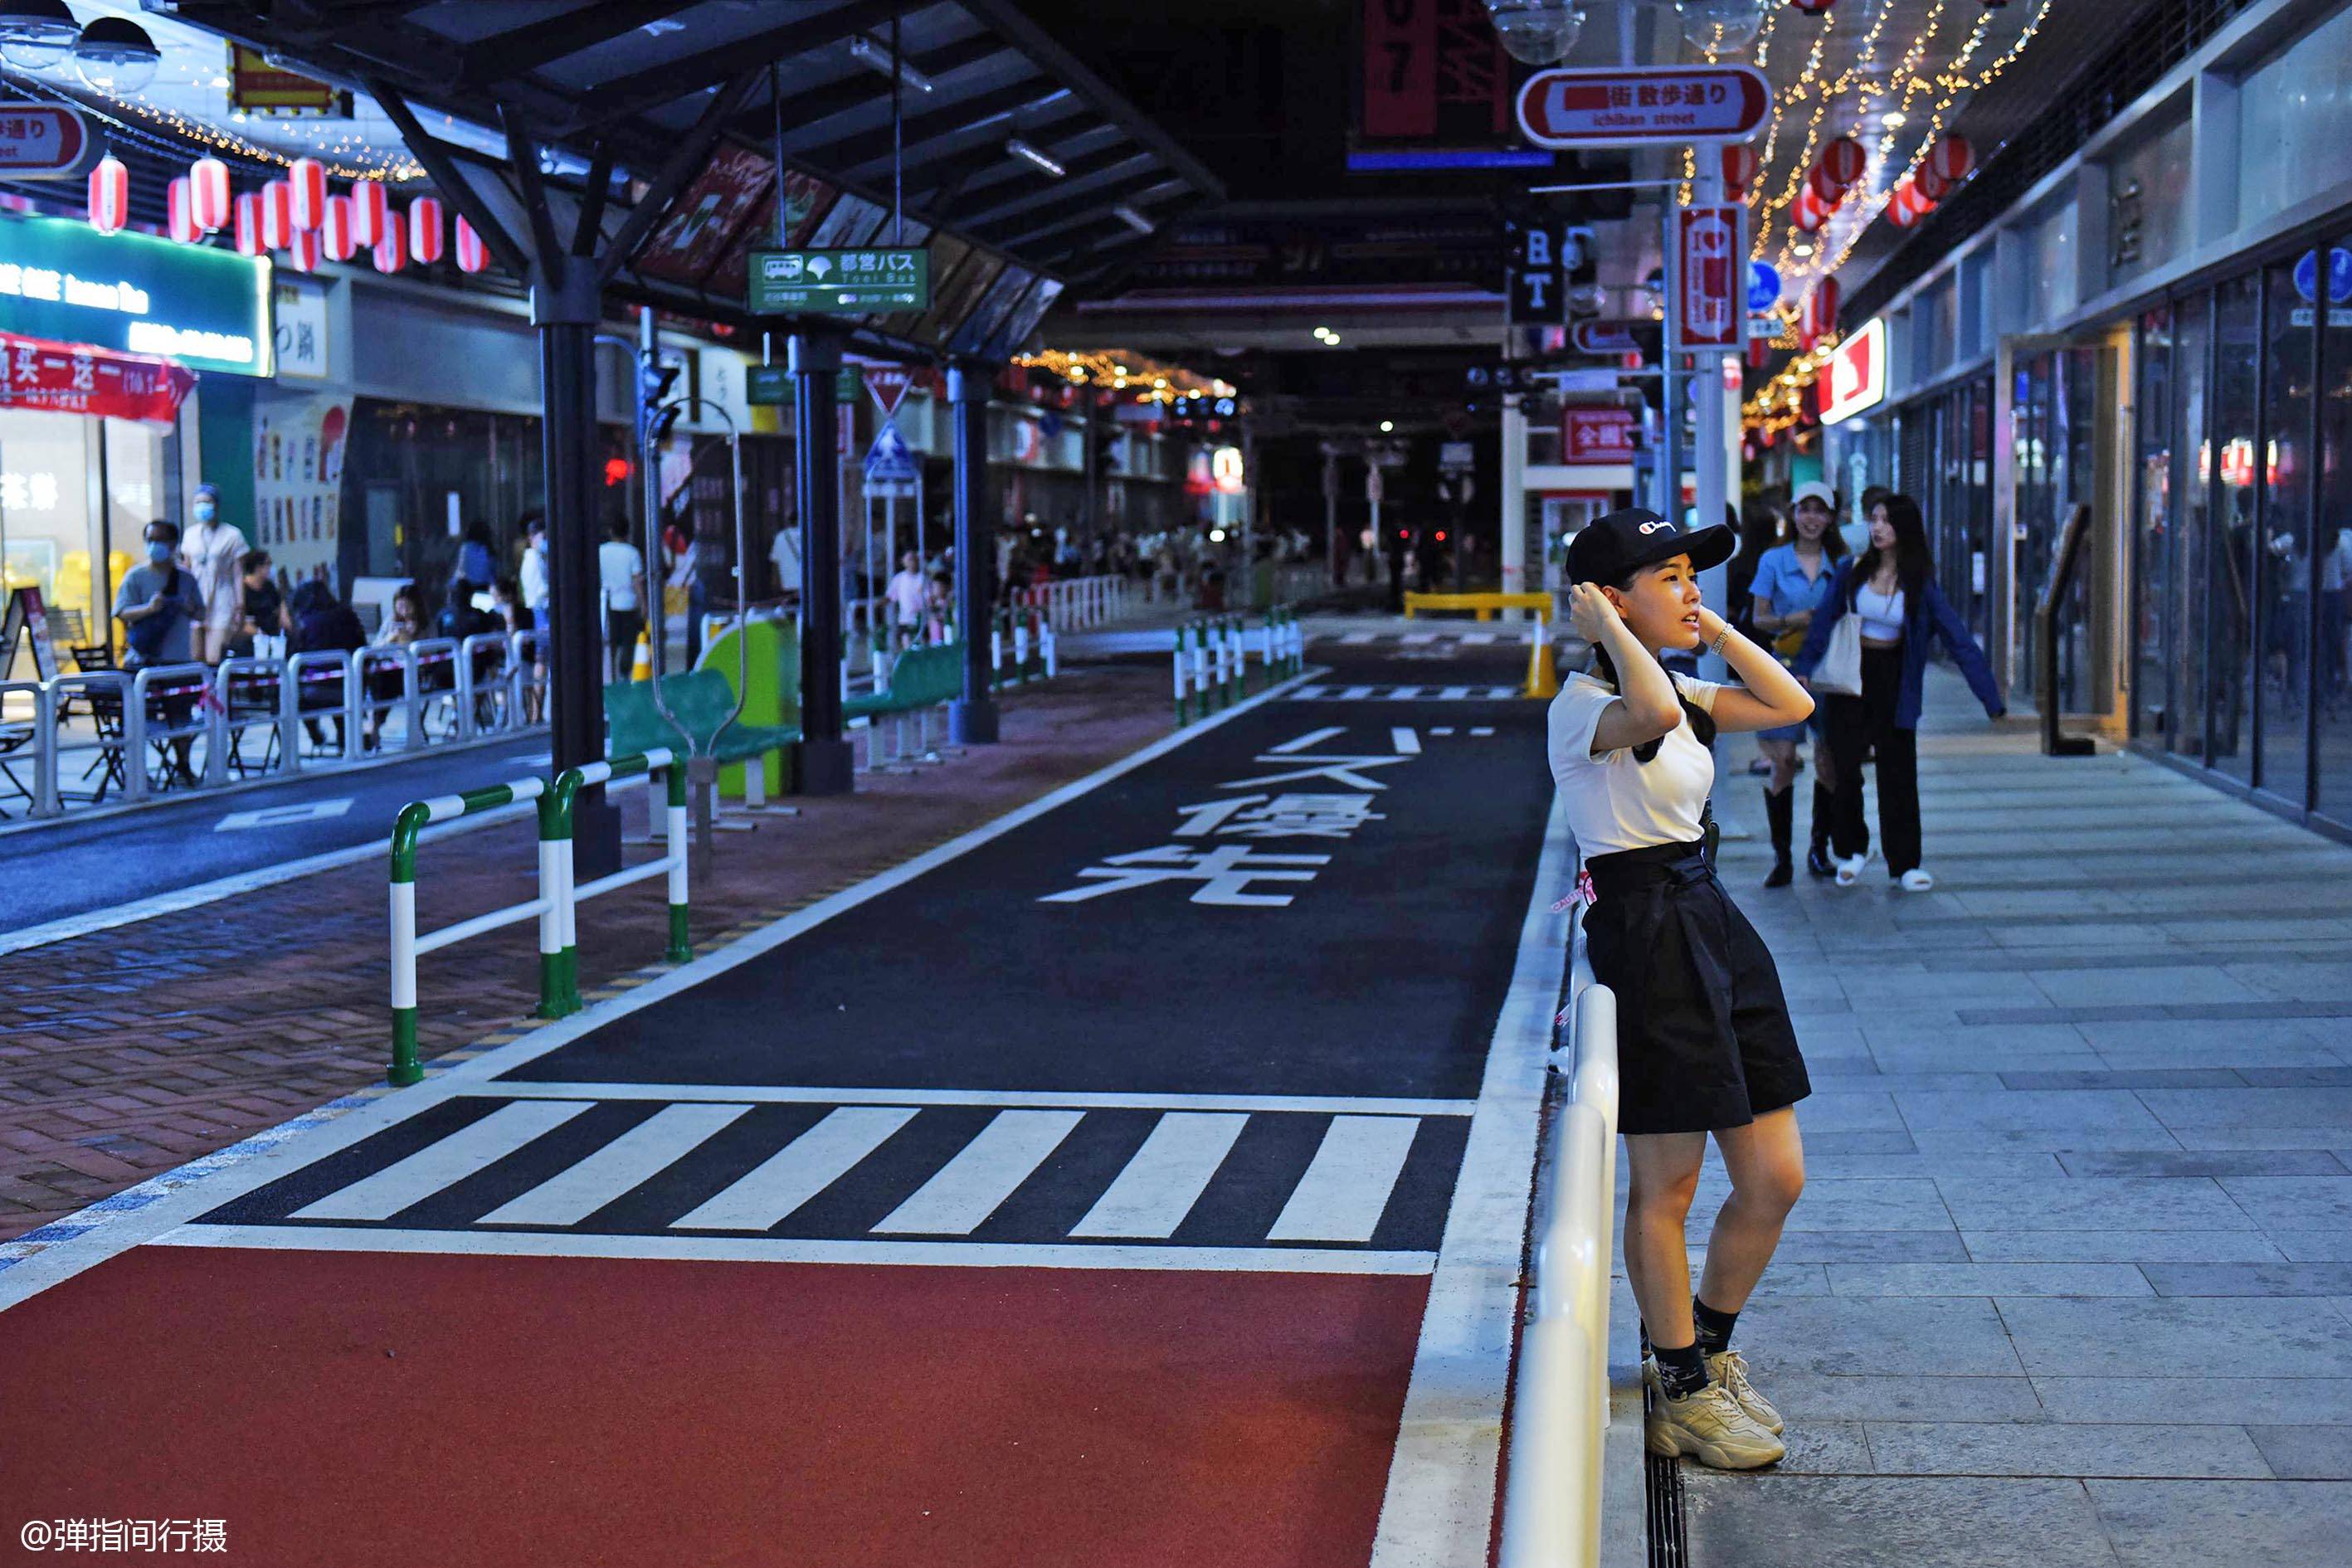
1174,625,1191,725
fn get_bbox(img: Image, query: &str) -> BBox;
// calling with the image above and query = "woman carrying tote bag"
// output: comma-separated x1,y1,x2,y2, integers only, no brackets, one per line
1791,492,2005,889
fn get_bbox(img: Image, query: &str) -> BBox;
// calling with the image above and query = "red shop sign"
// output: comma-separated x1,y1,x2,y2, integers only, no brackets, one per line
0,332,195,422
1561,404,1639,463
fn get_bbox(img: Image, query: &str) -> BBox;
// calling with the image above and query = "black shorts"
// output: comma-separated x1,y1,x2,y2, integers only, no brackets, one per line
1583,840,1810,1137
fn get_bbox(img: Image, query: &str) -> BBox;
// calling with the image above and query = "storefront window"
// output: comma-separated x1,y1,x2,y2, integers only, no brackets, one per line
2315,230,2352,828
2209,272,2261,785
2171,294,2212,761
0,408,167,665
2257,255,2315,804
2132,307,2174,743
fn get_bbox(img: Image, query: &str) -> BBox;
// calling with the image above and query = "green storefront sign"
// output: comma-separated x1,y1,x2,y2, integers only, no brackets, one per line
747,364,864,406
747,247,930,315
0,212,272,377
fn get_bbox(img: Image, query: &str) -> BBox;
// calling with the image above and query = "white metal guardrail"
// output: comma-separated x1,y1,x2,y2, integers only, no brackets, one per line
0,632,550,823
1499,897,1620,1568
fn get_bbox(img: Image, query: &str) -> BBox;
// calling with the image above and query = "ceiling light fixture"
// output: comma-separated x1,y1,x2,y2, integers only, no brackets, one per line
74,16,158,93
1005,138,1066,178
846,36,935,94
1111,203,1155,235
0,0,77,71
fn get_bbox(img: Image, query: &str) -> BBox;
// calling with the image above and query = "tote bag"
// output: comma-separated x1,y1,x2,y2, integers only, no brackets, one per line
1811,606,1864,696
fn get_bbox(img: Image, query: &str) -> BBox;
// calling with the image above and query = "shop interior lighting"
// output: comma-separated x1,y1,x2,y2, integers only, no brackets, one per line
72,17,158,94
0,0,76,71
1380,420,1395,432
1111,203,1155,235
1005,138,1066,178
846,36,935,94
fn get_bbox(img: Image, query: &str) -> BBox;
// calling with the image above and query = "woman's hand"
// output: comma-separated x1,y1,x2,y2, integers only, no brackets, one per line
1693,605,1729,645
1567,582,1619,644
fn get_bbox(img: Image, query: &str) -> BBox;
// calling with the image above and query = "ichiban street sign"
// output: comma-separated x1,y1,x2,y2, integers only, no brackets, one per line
1671,203,1745,353
1516,66,1771,149
748,247,931,314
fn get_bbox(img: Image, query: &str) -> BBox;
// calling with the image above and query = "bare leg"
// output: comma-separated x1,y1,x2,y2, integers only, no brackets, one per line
1697,1108,1806,1312
1624,1131,1707,1349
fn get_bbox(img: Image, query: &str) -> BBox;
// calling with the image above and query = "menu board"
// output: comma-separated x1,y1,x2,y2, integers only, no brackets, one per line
946,263,1036,358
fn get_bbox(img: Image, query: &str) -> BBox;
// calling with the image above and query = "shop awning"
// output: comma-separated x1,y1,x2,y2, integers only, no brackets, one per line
0,332,195,424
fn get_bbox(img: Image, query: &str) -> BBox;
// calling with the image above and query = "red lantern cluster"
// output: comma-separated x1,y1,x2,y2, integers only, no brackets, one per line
77,152,492,281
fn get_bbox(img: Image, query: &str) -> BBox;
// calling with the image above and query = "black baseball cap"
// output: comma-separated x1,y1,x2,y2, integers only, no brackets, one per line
1565,506,1735,585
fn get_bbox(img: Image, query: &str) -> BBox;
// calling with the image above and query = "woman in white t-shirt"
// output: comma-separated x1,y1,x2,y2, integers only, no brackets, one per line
1548,507,1817,1473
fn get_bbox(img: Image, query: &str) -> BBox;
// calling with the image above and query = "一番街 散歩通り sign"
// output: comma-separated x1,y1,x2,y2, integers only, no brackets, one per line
0,212,270,377
748,247,931,315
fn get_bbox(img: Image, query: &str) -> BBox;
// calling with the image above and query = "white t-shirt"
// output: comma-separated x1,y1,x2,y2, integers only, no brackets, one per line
598,539,644,612
1547,670,1721,856
769,528,802,594
181,519,248,631
885,567,927,626
519,542,548,610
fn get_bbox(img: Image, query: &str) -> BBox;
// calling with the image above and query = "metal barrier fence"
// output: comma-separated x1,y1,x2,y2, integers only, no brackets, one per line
386,747,686,1087
1172,606,1303,723
1498,898,1620,1568
0,631,550,823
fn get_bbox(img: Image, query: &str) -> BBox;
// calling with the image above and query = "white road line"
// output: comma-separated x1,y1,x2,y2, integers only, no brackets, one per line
480,1083,1476,1116
1391,728,1421,755
1470,727,1496,737
1367,789,1570,1566
1459,633,1497,645
290,1100,591,1221
214,798,355,831
1431,727,1455,736
872,1109,1083,1234
1390,686,1423,699
475,1103,750,1227
150,1224,1438,1275
1402,632,1439,645
1341,632,1376,645
1268,1116,1421,1243
1340,685,1376,699
1439,686,1470,699
671,1107,914,1230
1070,1112,1248,1239
1269,724,1346,754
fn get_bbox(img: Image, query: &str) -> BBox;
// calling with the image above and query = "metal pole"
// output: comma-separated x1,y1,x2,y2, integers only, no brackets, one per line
1659,196,1682,524
534,253,618,876
948,363,999,743
791,330,855,791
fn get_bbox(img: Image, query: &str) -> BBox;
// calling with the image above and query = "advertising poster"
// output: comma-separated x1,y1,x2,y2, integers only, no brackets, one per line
638,145,777,285
947,264,1035,358
251,387,350,583
912,247,1005,347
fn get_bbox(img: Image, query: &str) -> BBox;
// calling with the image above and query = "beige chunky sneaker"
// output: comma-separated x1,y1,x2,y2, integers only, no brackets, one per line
1706,1350,1784,1435
1643,1362,1786,1470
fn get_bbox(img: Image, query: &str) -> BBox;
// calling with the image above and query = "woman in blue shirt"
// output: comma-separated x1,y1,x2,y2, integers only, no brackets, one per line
1792,492,2005,890
1746,482,1847,886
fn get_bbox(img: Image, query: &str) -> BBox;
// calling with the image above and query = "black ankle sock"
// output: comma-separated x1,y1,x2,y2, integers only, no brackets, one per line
1692,1298,1739,1356
1653,1340,1707,1400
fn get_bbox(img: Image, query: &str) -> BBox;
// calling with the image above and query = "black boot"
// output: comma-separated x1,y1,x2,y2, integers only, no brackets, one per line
1806,783,1835,878
1763,786,1794,887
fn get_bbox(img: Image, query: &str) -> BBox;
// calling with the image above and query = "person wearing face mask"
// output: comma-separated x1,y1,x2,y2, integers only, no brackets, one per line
182,482,251,665
114,520,207,784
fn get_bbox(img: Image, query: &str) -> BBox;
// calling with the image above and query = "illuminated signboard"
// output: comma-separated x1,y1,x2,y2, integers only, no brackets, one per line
1819,316,1887,426
0,213,271,377
747,247,930,314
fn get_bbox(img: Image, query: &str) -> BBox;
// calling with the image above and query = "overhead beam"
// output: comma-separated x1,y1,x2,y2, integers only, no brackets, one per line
944,149,1155,231
744,32,1014,140
568,0,903,129
500,105,568,267
597,71,766,285
793,80,1069,173
457,0,684,87
368,81,532,279
976,172,1172,250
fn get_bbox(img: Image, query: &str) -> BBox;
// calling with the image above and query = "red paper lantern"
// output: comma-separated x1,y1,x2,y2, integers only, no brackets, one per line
408,195,444,265
1808,161,1850,204
189,157,230,231
322,194,355,261
261,179,292,251
233,192,263,256
1809,276,1841,338
1914,164,1952,202
1790,0,1835,12
288,157,327,231
1900,176,1937,218
1887,180,1922,228
373,209,407,274
1793,184,1829,233
454,215,488,274
350,180,387,247
166,176,197,244
1926,133,1975,184
87,153,128,236
286,228,321,273
1819,135,1867,190
1721,143,1760,198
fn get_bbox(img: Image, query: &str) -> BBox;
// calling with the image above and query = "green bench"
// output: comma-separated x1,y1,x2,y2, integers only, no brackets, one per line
605,670,802,767
845,642,965,720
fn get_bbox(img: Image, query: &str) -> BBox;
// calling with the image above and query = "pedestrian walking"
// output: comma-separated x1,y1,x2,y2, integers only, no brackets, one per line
1792,491,2005,891
181,481,249,665
885,550,928,647
1746,482,1848,885
1550,506,1814,1473
518,511,550,631
598,515,647,683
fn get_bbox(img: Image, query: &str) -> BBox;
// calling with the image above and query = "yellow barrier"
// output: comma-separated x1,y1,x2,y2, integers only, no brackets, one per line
1402,591,1555,621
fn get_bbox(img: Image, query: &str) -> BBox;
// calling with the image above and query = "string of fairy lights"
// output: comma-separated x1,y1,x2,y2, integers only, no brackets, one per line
1012,348,1230,404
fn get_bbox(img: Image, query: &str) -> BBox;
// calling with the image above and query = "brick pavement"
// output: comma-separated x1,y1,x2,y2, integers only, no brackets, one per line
0,666,1177,1242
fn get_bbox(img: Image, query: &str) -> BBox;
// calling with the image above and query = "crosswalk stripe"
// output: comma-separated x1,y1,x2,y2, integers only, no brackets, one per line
1459,632,1497,645
290,1101,592,1221
1340,631,1375,644
1439,685,1469,699
1267,1116,1420,1243
476,1103,751,1227
670,1106,915,1230
1339,685,1375,699
1069,1112,1248,1239
1390,727,1420,755
872,1109,1084,1234
1402,632,1438,645
1390,685,1422,699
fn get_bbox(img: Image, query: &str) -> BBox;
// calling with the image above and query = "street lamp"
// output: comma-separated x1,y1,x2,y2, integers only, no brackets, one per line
1678,0,1765,52
73,17,160,94
0,0,77,71
1480,0,1586,65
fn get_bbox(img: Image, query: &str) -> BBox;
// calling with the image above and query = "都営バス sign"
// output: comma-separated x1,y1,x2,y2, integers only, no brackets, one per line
748,248,931,315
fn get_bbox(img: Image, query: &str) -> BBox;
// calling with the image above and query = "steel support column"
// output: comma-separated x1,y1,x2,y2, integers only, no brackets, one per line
535,254,620,877
948,363,1000,744
791,330,855,794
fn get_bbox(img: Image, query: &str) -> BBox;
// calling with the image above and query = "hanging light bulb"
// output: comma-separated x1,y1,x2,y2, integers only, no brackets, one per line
1481,0,1585,65
71,16,158,94
1678,0,1764,52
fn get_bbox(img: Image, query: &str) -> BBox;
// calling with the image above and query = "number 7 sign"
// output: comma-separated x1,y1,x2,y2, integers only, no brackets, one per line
1671,204,1746,353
